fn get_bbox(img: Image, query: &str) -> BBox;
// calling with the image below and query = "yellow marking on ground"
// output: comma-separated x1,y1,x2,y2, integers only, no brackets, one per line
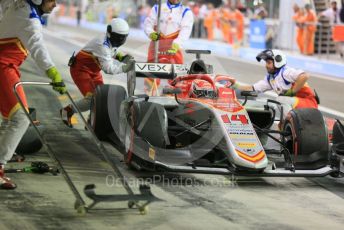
58,95,69,101
58,94,78,101
71,116,78,125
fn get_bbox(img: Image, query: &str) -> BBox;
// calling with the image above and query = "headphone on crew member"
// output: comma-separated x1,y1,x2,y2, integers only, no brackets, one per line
256,49,287,69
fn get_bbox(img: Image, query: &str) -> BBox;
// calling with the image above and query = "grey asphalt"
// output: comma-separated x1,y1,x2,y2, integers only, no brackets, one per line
0,23,343,230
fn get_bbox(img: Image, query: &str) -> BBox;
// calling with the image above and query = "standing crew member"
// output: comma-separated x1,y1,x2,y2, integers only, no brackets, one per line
231,6,245,44
143,0,194,96
60,18,134,127
300,4,317,55
0,0,66,190
292,4,305,54
219,7,233,44
204,3,216,41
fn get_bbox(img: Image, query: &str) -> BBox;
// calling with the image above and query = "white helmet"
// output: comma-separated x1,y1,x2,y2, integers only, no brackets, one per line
31,0,42,5
107,18,129,47
168,0,182,5
256,49,287,69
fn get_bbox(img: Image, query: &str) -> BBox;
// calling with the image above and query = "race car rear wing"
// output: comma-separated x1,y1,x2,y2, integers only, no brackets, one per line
126,62,188,96
134,62,188,79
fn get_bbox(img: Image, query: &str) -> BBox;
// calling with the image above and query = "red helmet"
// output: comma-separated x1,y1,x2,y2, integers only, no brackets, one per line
189,79,215,98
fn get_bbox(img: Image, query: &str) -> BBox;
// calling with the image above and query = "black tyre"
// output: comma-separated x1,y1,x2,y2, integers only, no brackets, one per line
283,108,329,170
123,101,168,170
332,120,344,155
131,101,169,148
16,125,43,155
333,120,344,144
90,84,127,140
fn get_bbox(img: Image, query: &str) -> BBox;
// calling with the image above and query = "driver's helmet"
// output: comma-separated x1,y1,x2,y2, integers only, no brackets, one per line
189,79,215,98
217,80,229,85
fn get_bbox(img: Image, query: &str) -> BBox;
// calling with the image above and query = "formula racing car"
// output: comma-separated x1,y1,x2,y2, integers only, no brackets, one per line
90,50,344,178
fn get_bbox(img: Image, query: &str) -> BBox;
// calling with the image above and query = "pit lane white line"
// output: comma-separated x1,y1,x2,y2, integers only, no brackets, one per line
45,30,344,120
260,91,344,119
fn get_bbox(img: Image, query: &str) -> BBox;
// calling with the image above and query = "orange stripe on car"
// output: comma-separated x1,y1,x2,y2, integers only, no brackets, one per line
236,150,265,163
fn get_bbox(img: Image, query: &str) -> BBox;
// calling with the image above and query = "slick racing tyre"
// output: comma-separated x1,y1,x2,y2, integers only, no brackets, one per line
283,108,329,170
332,120,344,155
90,84,127,140
16,124,43,155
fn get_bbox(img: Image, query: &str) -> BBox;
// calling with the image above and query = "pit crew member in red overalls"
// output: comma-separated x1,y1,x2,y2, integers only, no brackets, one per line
143,0,194,96
232,49,318,123
0,0,66,190
60,18,134,127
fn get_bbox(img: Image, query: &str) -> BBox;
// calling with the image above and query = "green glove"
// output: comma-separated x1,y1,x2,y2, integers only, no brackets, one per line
115,52,124,61
284,88,295,97
167,43,180,54
46,67,67,94
230,83,239,89
149,32,160,41
116,52,134,64
122,59,135,73
122,54,134,64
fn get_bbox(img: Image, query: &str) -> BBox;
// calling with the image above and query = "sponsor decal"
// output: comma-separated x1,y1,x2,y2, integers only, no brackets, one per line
220,111,264,157
228,131,254,135
221,91,233,95
221,114,249,125
174,64,188,73
238,142,257,148
135,63,172,73
221,114,230,123
135,63,188,75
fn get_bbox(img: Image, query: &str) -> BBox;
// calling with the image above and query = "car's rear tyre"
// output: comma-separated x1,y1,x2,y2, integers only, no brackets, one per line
332,120,344,155
123,101,168,171
90,84,127,140
283,108,329,170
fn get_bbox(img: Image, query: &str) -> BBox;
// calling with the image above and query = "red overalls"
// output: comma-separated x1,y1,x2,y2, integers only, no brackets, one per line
293,85,318,109
70,50,103,97
145,32,184,96
0,38,28,119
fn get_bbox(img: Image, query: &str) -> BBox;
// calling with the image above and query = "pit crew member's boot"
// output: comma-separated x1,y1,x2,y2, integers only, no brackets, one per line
0,164,17,190
60,105,74,128
8,153,25,163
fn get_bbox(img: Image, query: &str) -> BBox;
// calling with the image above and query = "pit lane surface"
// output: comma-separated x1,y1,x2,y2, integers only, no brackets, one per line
0,23,343,230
